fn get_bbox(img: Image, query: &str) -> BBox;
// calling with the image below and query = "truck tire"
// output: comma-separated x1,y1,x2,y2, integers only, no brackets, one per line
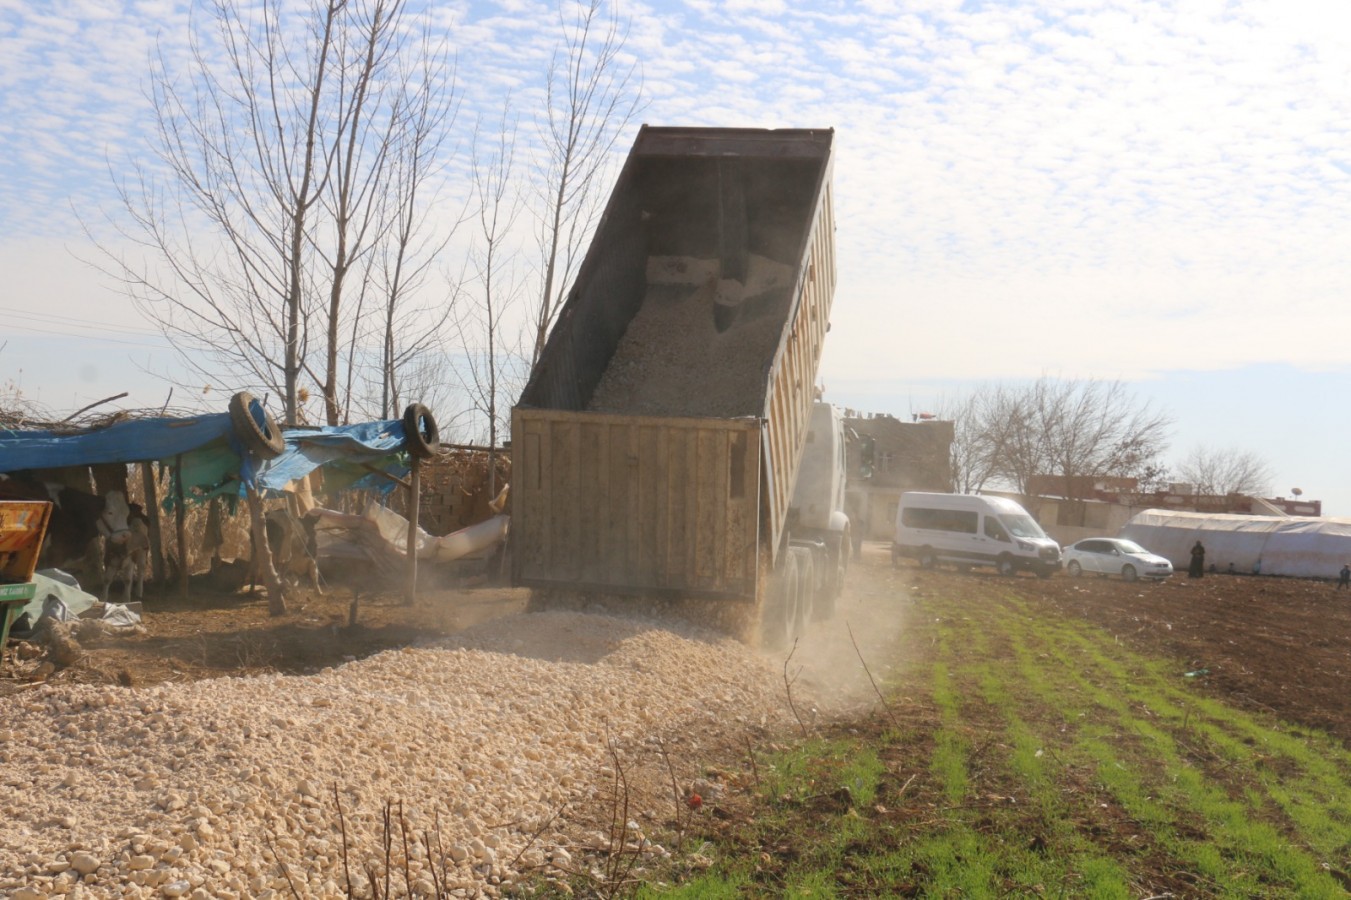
402,403,441,460
792,547,814,636
229,392,285,460
997,554,1016,577
919,547,937,570
816,533,846,621
761,553,799,652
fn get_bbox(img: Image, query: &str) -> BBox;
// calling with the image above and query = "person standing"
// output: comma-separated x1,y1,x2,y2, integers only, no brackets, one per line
1338,564,1350,590
1188,540,1206,579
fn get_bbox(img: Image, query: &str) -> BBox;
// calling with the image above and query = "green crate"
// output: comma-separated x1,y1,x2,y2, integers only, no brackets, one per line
0,582,36,603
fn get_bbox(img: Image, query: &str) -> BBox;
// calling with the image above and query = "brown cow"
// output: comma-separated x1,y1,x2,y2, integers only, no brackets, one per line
0,475,129,589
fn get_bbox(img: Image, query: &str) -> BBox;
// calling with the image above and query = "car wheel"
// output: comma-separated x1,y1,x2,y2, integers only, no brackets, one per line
996,555,1016,577
1122,564,1138,582
919,548,937,570
1067,561,1082,577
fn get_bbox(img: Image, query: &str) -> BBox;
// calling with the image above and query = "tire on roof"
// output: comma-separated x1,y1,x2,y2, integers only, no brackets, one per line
402,403,440,460
229,391,286,460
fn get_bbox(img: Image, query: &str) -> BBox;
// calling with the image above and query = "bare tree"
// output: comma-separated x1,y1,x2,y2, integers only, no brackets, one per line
943,386,1007,494
946,378,1171,522
456,107,531,493
1034,378,1171,522
529,0,642,369
1177,446,1274,497
96,0,458,425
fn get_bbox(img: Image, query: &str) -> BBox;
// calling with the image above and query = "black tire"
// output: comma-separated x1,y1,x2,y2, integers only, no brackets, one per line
1035,565,1055,579
794,548,815,637
229,392,285,459
761,553,798,652
890,544,901,568
1122,564,1138,582
816,535,845,622
996,555,1016,577
919,548,937,570
1067,560,1082,577
402,403,441,460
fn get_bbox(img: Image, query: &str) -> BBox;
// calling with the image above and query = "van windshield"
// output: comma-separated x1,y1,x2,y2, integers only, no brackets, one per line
999,513,1047,540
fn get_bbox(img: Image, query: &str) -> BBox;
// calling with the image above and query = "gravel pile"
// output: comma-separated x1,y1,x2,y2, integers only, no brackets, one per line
0,611,787,898
587,255,796,418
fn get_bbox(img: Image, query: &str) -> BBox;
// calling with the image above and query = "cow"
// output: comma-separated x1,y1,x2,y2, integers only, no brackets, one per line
101,493,150,602
0,475,126,587
263,508,323,594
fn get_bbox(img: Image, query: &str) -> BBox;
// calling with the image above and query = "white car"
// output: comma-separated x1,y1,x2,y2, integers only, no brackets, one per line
1063,538,1173,582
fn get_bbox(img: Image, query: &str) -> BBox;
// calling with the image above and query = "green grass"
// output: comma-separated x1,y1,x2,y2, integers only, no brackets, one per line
597,579,1351,899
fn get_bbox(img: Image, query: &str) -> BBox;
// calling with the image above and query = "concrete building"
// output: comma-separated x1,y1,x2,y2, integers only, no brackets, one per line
843,412,954,543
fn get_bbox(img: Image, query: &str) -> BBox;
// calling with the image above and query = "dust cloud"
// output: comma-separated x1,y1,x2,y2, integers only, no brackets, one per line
770,543,913,720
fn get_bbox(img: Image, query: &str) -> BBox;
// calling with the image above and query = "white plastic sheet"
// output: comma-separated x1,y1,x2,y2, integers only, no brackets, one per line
1120,509,1351,579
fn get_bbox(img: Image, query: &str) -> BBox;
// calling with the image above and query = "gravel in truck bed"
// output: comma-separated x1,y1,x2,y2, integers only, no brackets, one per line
0,611,787,898
586,255,797,418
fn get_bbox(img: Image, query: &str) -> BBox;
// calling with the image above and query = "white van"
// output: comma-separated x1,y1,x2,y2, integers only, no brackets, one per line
892,492,1061,577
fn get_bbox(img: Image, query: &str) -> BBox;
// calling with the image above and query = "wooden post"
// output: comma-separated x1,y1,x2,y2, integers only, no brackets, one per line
140,462,167,597
245,486,288,616
405,455,421,606
174,455,188,601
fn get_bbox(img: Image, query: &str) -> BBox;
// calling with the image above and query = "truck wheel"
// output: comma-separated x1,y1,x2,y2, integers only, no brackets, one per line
402,403,441,460
919,548,937,570
793,547,814,636
997,555,1016,577
761,553,798,651
817,534,847,621
229,392,285,459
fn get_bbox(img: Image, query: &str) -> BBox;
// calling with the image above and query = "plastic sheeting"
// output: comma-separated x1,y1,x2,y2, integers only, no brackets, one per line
1120,509,1351,579
255,420,410,493
312,505,508,564
2,413,415,499
0,413,235,470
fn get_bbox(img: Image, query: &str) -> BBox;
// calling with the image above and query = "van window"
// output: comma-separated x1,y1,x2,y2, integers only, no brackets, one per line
984,517,1010,542
902,506,978,534
999,512,1047,540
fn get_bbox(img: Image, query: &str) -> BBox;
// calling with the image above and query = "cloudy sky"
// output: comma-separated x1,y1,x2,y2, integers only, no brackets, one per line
2,0,1349,514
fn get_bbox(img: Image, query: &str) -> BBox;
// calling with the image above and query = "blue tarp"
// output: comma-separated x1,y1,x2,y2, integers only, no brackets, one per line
0,413,416,496
0,413,236,470
256,420,410,492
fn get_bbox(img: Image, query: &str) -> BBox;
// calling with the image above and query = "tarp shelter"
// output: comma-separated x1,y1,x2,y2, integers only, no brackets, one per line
1120,509,1351,580
0,411,417,499
0,413,237,471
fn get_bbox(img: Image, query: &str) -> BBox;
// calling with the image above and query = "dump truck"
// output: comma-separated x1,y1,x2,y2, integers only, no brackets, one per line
511,125,845,646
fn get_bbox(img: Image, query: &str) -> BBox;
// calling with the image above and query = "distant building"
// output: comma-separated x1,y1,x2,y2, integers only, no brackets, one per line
1023,474,1323,546
843,411,953,543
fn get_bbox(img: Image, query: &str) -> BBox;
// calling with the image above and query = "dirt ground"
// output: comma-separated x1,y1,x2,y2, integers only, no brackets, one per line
5,545,1350,748
0,572,527,694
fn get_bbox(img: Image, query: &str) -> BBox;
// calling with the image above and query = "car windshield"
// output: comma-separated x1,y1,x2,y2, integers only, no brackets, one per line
999,513,1046,540
1114,539,1149,554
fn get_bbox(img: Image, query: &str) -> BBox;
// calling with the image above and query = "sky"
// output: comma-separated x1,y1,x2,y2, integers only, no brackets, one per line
1,0,1349,512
